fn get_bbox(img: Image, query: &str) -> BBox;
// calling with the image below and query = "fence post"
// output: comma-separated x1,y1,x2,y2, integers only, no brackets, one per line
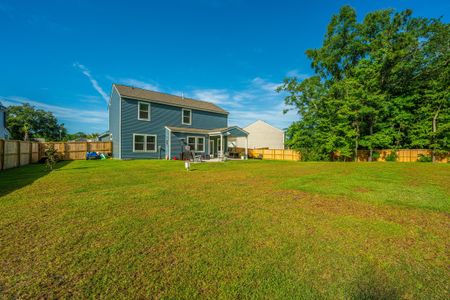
17,140,21,167
0,140,4,170
64,142,68,160
29,142,32,164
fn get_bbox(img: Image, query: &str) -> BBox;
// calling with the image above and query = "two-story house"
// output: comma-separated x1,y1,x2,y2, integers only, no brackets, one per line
108,84,248,159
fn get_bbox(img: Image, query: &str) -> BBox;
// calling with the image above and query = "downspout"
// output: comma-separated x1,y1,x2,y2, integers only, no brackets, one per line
166,127,172,160
119,96,122,159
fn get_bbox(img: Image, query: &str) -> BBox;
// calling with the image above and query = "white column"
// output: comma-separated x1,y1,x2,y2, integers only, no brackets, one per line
220,134,224,158
245,135,248,159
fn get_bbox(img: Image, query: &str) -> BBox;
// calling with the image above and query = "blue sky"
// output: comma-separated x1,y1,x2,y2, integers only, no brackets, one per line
1,0,448,133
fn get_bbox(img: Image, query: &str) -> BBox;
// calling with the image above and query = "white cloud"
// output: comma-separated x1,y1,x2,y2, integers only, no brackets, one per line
73,62,109,104
191,89,230,104
118,78,160,91
187,77,297,129
286,69,310,79
0,96,108,125
251,77,280,92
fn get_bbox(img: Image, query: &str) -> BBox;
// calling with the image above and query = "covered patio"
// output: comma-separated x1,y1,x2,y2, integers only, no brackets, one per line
208,126,249,160
165,126,248,161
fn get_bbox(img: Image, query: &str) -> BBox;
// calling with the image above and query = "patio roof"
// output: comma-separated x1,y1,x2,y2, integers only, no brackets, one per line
166,126,248,136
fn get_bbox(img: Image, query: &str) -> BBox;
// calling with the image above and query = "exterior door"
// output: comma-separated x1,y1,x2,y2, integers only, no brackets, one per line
209,140,215,156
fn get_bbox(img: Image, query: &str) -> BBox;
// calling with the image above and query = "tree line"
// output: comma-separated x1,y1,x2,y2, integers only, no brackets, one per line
5,103,100,141
279,6,449,161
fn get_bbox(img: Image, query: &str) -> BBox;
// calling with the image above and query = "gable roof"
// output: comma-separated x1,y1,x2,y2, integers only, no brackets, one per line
244,120,284,133
114,84,228,115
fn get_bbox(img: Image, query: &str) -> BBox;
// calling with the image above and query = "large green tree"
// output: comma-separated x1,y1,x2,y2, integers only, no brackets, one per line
279,6,450,161
6,103,67,141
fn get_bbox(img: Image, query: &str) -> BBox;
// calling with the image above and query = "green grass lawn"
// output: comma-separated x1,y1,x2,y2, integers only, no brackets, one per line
0,160,449,299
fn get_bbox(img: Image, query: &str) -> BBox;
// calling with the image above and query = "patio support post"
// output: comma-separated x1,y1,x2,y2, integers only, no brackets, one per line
220,134,224,159
245,135,248,159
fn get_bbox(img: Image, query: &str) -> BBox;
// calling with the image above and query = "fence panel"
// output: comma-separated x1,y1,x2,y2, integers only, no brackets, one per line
3,140,19,169
356,149,448,163
247,148,301,161
19,141,30,166
39,141,112,161
31,142,39,163
1,140,113,171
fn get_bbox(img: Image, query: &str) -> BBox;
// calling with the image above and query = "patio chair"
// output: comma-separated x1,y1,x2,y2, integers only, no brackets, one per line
190,151,202,162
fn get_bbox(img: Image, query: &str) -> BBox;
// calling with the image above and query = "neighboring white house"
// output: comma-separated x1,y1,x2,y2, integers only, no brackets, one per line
228,120,284,149
0,101,10,140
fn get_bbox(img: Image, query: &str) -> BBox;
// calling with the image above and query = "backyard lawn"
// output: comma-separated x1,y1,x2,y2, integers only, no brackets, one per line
0,160,449,299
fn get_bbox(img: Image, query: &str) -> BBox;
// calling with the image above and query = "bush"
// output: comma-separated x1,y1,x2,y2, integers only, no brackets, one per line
417,154,432,162
385,151,397,162
371,151,381,161
44,144,59,170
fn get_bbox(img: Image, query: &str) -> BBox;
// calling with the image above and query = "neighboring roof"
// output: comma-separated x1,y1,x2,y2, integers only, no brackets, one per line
114,84,228,115
98,131,111,138
0,101,6,110
166,126,247,136
244,120,284,133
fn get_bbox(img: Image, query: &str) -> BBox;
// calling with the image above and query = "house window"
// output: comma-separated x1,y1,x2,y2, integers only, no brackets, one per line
188,137,196,151
182,108,191,125
197,137,204,152
133,134,157,152
187,136,205,152
138,102,150,121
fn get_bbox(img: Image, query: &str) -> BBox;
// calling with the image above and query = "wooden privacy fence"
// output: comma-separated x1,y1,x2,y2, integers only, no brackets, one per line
243,147,448,162
39,141,112,160
0,140,40,170
0,140,112,170
247,148,301,161
356,149,449,163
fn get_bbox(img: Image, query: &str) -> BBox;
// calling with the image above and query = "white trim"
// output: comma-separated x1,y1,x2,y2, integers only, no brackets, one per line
182,108,192,125
187,135,205,153
133,133,157,152
137,101,151,121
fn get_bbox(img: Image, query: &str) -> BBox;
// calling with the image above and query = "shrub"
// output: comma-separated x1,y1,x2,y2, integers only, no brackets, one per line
44,144,59,170
417,154,432,162
371,151,381,161
385,151,397,162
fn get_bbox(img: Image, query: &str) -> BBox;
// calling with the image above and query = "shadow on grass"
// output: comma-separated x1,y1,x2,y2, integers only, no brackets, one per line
0,161,72,198
347,265,403,300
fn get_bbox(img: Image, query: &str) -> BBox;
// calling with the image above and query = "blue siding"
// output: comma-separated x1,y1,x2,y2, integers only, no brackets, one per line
120,97,228,159
109,87,121,158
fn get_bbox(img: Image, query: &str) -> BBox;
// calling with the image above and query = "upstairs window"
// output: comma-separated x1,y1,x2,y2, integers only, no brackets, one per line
133,134,157,152
138,102,150,121
182,108,191,125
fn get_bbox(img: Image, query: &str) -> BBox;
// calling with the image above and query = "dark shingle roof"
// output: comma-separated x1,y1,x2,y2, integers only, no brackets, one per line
114,84,228,115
